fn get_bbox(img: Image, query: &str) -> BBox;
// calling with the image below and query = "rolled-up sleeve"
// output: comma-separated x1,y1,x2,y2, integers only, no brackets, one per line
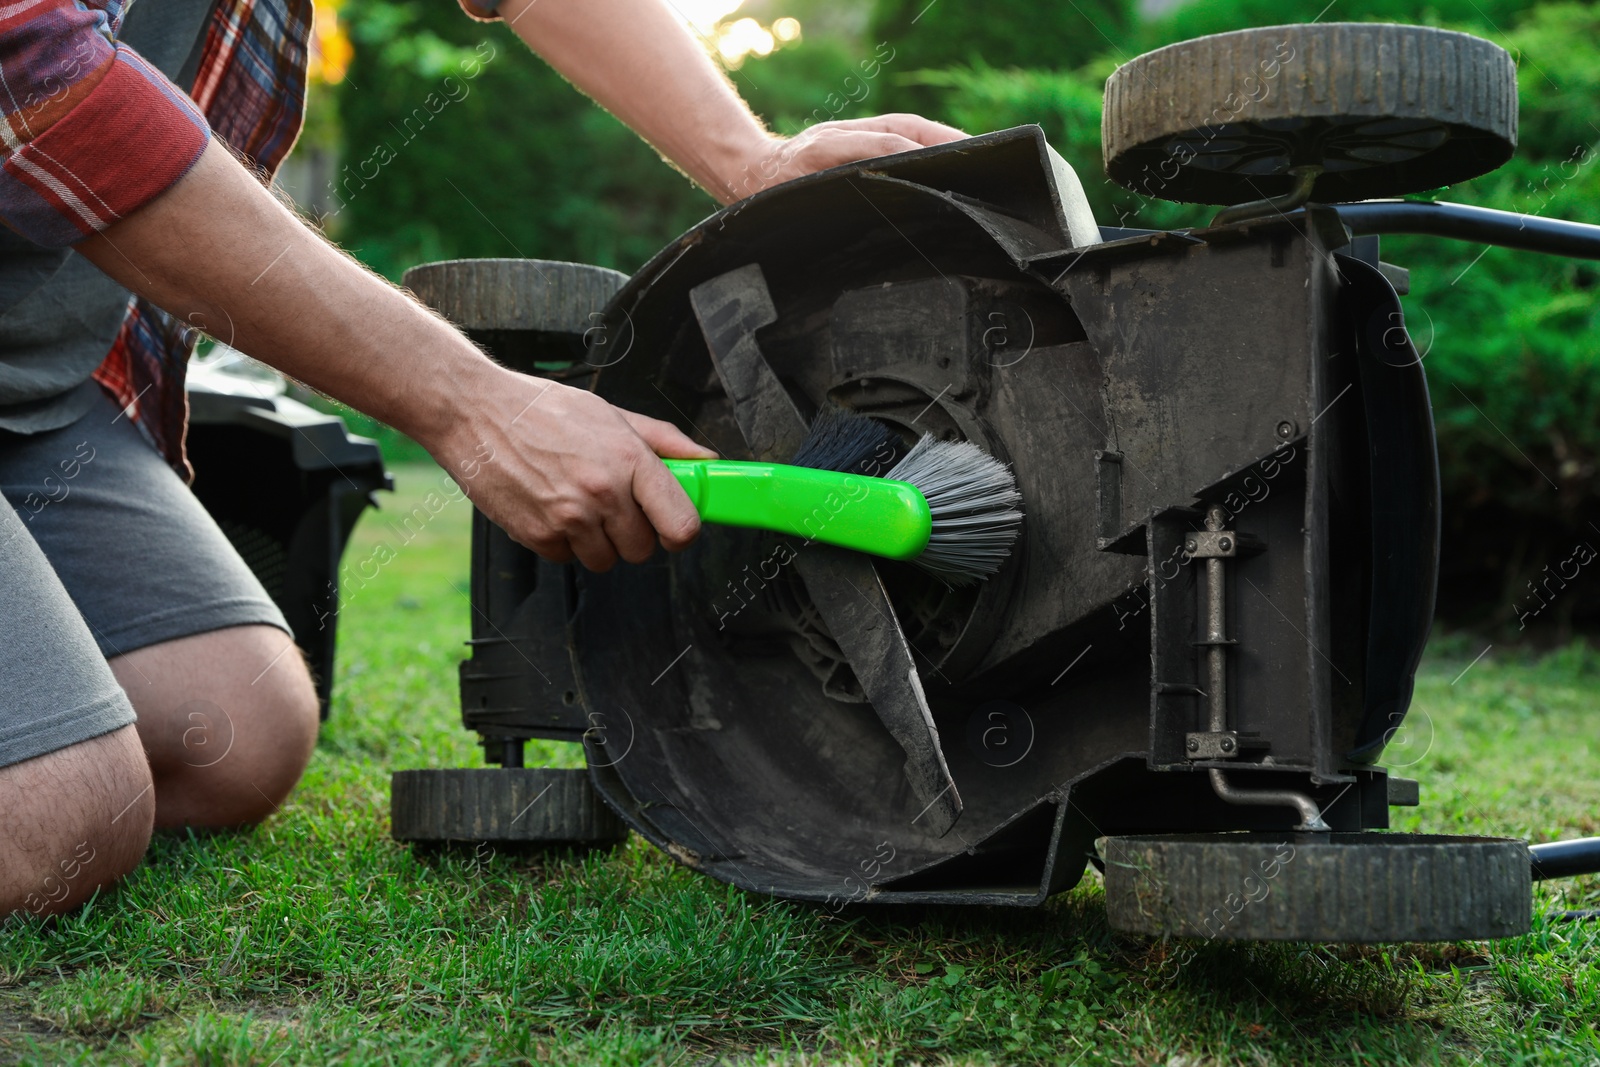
0,0,210,247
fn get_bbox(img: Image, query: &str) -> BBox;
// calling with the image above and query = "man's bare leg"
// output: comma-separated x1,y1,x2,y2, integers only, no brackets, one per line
109,625,319,830
0,725,155,917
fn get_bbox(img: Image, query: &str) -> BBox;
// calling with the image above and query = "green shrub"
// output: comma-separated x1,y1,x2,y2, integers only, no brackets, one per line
1134,0,1540,52
871,0,1132,77
734,35,895,137
869,0,1133,114
334,0,716,280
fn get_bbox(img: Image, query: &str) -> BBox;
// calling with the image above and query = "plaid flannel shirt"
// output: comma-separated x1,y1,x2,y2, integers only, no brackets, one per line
0,0,313,477
1,0,502,478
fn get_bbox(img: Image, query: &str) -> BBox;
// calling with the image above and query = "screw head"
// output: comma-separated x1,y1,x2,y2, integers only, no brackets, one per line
1276,420,1295,440
1220,737,1236,753
1187,738,1200,753
1184,539,1197,553
1219,536,1233,552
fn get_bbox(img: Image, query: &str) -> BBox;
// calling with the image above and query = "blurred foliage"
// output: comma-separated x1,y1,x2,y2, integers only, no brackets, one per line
868,0,1134,114
1134,0,1540,51
324,0,1600,632
736,34,897,136
332,0,715,279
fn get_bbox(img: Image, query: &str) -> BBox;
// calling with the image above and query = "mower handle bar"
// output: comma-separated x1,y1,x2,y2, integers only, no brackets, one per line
1316,200,1600,261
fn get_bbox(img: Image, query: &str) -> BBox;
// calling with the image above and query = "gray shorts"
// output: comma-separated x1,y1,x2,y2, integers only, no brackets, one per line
0,389,289,770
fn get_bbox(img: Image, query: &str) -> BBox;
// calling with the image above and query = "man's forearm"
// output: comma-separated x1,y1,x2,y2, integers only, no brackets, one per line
77,140,489,453
495,0,769,202
74,139,714,572
493,0,967,203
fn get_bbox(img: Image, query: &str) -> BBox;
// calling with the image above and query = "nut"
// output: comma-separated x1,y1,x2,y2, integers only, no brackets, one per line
1184,539,1197,553
1187,738,1200,753
1220,737,1236,753
1219,537,1233,552
1276,420,1296,441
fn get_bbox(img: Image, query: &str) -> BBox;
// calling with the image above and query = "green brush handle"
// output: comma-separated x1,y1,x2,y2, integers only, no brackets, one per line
664,459,932,561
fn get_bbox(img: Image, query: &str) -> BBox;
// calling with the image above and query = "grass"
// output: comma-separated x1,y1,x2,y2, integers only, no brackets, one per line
2,462,1597,1065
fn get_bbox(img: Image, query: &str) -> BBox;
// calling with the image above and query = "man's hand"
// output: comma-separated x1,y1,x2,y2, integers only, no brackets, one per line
436,367,715,571
717,115,968,203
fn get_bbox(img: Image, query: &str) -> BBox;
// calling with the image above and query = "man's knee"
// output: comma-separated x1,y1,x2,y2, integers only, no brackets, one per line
111,625,319,830
0,724,154,920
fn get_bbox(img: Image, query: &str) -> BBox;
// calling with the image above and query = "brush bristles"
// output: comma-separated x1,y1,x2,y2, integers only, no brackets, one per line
791,407,1023,584
886,435,1023,585
790,404,903,475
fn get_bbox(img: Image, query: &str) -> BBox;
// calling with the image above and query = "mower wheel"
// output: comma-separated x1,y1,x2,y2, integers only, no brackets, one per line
1103,23,1518,205
1103,832,1530,942
390,768,628,849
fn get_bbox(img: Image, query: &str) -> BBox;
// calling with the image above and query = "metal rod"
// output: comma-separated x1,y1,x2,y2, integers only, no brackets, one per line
1209,769,1332,832
1203,505,1228,734
1326,200,1600,260
1211,165,1323,227
1530,836,1600,880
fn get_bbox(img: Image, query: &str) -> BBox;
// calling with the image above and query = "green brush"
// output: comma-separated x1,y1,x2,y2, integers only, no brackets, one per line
665,458,934,561
664,407,1024,584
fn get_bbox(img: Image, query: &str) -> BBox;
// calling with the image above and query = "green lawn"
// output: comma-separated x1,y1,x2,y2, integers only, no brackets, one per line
3,463,1597,1066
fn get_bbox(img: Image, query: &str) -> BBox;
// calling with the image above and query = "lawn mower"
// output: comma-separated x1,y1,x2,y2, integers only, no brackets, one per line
388,22,1600,941
186,347,391,719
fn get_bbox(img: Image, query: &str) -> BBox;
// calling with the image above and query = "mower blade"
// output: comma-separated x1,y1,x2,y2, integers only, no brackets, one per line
688,264,964,836
685,263,808,460
792,546,964,836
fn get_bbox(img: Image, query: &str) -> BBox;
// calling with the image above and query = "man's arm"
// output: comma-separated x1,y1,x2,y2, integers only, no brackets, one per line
0,2,709,572
75,141,714,573
40,0,968,576
489,0,967,203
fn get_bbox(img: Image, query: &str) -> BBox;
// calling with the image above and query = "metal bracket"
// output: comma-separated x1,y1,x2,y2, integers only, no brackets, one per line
1185,730,1239,759
1182,530,1264,559
1387,776,1420,807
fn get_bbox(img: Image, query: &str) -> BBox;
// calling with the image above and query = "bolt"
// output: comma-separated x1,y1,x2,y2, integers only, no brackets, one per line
1219,536,1233,552
1184,539,1197,553
1276,420,1295,441
1187,738,1200,753
1220,737,1236,753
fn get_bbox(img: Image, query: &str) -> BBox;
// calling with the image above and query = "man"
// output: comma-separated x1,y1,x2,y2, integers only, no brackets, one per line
0,0,965,918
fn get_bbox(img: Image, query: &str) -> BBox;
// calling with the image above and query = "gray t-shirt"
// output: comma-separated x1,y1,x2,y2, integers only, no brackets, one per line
0,0,217,433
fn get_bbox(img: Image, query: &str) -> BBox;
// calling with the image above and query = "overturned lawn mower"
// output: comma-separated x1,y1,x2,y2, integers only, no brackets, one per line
392,22,1600,941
